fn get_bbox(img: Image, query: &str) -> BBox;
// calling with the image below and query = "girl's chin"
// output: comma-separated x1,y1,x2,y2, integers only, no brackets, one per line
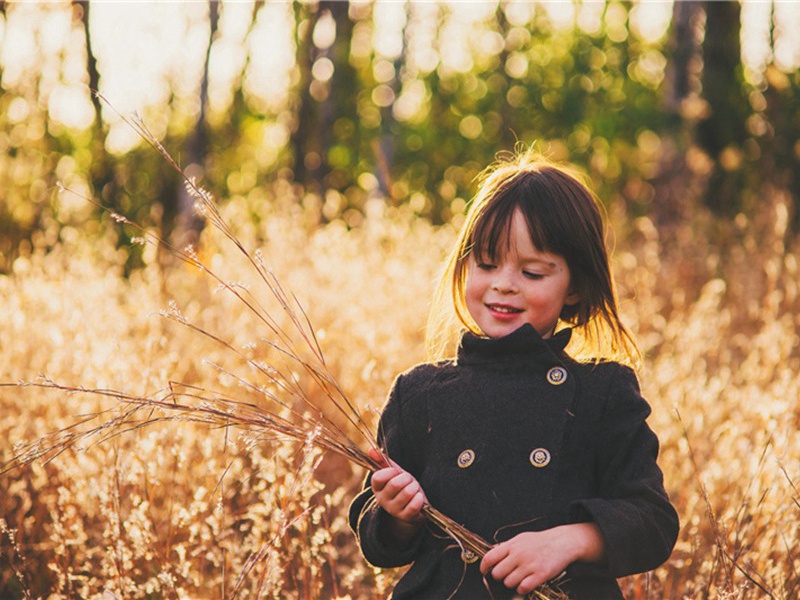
477,320,555,340
478,321,524,338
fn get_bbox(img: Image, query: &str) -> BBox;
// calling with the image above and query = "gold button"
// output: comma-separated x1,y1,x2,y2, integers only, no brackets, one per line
461,549,479,563
457,449,475,468
530,448,551,468
546,366,567,385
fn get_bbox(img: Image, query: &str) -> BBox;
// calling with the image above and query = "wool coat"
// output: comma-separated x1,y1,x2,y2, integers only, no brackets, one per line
349,324,679,599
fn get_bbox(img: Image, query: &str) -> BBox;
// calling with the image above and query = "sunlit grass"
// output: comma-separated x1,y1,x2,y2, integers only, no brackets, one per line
1,186,799,598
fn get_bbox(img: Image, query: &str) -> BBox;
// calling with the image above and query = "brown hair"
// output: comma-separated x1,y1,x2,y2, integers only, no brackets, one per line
426,150,640,365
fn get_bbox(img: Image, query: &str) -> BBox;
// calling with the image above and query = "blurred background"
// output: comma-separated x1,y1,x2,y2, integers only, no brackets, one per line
2,2,800,598
2,0,800,270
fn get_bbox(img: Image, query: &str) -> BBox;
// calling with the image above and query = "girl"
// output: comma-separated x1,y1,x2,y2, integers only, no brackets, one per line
349,152,679,599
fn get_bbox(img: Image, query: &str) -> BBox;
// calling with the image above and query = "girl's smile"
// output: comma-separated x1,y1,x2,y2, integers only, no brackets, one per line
465,209,579,340
485,303,523,317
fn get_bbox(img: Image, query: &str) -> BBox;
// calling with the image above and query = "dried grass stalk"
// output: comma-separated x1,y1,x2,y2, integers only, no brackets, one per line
3,97,567,600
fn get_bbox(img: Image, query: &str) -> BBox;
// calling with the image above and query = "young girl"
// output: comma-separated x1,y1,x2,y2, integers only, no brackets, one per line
349,152,679,599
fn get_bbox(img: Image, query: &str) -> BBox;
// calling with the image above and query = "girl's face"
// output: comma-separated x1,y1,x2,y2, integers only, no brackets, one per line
465,209,579,340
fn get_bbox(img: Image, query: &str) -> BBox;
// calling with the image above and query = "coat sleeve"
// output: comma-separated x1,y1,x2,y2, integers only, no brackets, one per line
348,372,426,568
569,364,679,577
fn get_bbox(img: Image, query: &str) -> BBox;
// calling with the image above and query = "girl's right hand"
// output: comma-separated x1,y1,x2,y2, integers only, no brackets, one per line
367,448,427,525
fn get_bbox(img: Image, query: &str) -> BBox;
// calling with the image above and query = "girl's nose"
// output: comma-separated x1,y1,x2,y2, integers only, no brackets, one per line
491,269,518,293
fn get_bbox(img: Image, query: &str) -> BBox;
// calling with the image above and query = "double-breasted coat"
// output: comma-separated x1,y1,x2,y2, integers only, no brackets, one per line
349,324,679,599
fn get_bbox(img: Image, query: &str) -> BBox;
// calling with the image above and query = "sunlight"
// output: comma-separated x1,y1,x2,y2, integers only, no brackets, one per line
1,5,66,93
740,0,800,74
373,1,406,60
576,2,604,36
741,0,774,76
243,2,295,114
90,2,201,152
630,2,672,42
404,3,440,75
543,2,576,30
772,1,800,70
48,83,95,130
1,0,795,148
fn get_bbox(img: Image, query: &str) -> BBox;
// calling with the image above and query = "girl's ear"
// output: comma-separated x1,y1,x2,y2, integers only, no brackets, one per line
565,288,581,307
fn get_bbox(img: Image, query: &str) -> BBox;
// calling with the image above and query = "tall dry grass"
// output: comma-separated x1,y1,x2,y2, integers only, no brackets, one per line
1,182,799,598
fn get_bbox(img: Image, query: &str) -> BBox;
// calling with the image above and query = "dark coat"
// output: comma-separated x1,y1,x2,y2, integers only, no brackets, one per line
349,324,679,599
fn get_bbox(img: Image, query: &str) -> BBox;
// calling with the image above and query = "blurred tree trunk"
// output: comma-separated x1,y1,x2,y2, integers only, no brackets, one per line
696,0,749,215
290,1,355,197
77,0,102,128
320,0,355,194
494,4,516,152
0,2,6,88
761,2,800,233
374,2,408,199
211,1,264,168
651,0,703,228
74,0,117,208
0,1,8,271
663,0,701,114
291,3,324,192
171,0,219,246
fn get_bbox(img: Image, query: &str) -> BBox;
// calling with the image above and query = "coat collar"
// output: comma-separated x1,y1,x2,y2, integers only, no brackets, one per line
456,324,571,369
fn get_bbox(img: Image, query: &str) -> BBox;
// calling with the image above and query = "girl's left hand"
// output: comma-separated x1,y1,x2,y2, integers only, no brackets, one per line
479,523,605,595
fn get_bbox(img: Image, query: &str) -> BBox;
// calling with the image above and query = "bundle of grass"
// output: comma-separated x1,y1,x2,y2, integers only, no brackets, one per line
3,106,567,600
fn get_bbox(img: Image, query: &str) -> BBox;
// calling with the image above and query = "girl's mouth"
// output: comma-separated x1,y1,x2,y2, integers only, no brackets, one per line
486,304,523,315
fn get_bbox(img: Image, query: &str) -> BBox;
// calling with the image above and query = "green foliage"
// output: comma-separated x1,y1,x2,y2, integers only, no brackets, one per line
0,0,798,273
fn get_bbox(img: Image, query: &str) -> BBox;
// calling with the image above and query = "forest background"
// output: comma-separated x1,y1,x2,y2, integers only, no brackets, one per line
1,1,800,598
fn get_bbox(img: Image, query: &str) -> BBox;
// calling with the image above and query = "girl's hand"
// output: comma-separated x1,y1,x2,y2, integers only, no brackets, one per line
367,448,427,522
479,523,605,595
367,448,427,543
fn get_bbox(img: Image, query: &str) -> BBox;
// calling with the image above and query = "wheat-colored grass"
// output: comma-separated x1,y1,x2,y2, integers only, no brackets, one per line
1,183,799,598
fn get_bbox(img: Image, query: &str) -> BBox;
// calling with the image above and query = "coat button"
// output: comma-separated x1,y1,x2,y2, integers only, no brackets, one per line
457,449,475,468
546,366,567,385
529,448,551,468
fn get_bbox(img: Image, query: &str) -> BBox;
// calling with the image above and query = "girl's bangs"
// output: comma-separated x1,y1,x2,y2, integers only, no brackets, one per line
469,199,515,261
467,186,555,262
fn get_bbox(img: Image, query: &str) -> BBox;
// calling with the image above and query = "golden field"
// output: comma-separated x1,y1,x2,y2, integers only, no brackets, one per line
1,186,799,599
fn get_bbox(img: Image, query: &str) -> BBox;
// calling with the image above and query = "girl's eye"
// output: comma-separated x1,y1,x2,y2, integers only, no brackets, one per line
477,262,496,271
523,271,544,280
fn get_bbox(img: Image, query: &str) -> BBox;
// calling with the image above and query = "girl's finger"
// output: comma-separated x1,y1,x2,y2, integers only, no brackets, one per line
406,490,426,515
479,545,507,574
490,557,516,582
391,477,421,504
367,447,389,468
381,472,416,497
397,491,425,521
501,566,526,590
517,574,544,596
370,467,399,491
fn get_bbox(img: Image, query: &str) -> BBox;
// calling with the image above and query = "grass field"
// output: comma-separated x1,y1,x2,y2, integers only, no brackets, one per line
1,188,799,599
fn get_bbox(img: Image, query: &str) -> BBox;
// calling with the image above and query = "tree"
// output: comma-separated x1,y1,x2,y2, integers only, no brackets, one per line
171,0,219,246
290,3,326,193
696,0,749,215
663,0,702,114
651,0,703,228
494,3,518,152
0,1,6,90
290,1,357,198
74,0,118,209
760,20,800,232
319,0,357,194
372,1,408,200
76,0,102,130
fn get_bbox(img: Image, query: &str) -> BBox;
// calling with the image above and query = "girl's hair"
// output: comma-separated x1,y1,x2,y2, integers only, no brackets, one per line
426,150,641,366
